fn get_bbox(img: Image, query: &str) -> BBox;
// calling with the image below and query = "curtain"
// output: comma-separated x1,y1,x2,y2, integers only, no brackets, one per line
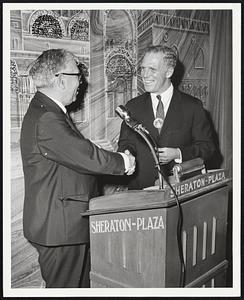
208,10,232,177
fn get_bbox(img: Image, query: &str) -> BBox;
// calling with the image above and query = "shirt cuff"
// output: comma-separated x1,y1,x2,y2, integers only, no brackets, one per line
174,148,182,163
119,152,130,173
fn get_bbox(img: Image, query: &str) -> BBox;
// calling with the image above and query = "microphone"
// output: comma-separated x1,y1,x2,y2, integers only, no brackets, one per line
115,104,163,189
115,105,149,134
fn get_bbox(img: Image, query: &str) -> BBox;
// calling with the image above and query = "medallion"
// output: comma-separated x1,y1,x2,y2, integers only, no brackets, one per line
153,118,164,129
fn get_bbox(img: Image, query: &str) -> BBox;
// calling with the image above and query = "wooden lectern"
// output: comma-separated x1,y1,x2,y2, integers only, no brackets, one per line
84,169,230,288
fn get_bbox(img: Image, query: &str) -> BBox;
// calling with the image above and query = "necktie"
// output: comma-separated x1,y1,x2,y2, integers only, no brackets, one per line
156,95,164,133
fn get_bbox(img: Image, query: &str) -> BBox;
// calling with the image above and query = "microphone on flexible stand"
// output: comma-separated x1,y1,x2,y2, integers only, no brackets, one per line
115,105,149,134
115,105,163,190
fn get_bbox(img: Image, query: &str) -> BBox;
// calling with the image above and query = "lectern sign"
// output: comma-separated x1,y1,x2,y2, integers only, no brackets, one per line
91,215,165,234
169,170,226,198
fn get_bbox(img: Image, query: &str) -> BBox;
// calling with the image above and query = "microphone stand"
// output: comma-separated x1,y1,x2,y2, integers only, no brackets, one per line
116,106,186,285
133,125,185,286
132,126,163,190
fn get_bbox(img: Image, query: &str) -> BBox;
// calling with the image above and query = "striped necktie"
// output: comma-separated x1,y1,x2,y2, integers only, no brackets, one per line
156,95,164,133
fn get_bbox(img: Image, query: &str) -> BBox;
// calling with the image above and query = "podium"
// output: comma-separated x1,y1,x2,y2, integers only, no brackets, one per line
85,169,230,288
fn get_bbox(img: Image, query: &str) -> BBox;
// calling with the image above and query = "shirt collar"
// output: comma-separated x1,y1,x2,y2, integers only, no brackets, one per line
150,83,174,103
48,96,67,114
150,84,174,116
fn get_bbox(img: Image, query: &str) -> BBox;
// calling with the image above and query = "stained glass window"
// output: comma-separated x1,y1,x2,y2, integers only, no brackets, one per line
106,55,132,79
32,15,63,39
70,20,89,41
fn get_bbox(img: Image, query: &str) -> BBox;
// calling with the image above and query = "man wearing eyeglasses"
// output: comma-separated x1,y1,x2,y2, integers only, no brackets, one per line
20,49,136,288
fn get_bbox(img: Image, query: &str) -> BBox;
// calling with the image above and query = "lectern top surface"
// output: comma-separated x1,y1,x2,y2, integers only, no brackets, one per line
86,170,229,216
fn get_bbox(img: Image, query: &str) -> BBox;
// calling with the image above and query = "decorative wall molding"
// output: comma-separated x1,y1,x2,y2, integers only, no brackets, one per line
138,12,210,36
10,60,19,93
179,79,208,105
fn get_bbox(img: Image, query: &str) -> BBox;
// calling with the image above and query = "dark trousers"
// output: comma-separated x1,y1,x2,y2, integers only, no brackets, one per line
31,242,90,288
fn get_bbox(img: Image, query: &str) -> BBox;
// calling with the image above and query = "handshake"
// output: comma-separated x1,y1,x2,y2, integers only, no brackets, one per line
123,149,136,176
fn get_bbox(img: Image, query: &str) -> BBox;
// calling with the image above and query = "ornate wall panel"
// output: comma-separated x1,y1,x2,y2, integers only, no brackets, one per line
10,10,23,50
11,9,90,133
104,10,137,148
89,10,107,141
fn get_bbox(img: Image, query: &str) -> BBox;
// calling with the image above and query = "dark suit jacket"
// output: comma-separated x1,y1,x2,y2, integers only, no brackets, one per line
20,91,125,246
118,89,215,189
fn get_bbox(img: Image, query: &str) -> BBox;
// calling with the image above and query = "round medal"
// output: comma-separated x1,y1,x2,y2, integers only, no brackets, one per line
153,118,164,129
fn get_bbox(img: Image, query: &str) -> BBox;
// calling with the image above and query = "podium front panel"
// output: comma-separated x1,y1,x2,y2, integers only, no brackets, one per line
88,184,229,288
90,208,167,287
165,186,228,287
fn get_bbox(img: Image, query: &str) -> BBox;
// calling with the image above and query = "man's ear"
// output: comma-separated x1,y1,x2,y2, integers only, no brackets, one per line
56,75,66,90
166,67,174,79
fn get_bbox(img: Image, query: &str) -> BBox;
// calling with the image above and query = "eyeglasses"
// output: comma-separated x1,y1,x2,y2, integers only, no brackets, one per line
55,72,82,82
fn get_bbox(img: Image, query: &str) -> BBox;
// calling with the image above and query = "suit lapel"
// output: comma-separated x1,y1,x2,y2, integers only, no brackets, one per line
65,112,83,137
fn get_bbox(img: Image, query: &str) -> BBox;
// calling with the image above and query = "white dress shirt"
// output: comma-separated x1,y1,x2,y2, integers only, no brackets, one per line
150,83,174,117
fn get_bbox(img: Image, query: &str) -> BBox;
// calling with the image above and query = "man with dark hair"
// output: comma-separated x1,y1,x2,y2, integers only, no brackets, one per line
118,45,215,190
20,49,135,287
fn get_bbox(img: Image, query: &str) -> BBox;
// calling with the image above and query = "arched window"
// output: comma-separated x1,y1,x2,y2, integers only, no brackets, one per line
194,47,205,69
32,15,63,38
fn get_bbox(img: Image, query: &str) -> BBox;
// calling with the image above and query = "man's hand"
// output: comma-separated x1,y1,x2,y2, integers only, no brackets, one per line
158,147,180,164
124,150,136,175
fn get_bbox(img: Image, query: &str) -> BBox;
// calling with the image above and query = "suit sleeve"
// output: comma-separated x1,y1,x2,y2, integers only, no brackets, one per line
117,120,138,156
117,100,140,156
36,112,125,175
180,101,215,162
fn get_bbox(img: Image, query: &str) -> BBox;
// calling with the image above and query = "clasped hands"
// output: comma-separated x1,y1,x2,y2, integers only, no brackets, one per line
122,147,180,175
